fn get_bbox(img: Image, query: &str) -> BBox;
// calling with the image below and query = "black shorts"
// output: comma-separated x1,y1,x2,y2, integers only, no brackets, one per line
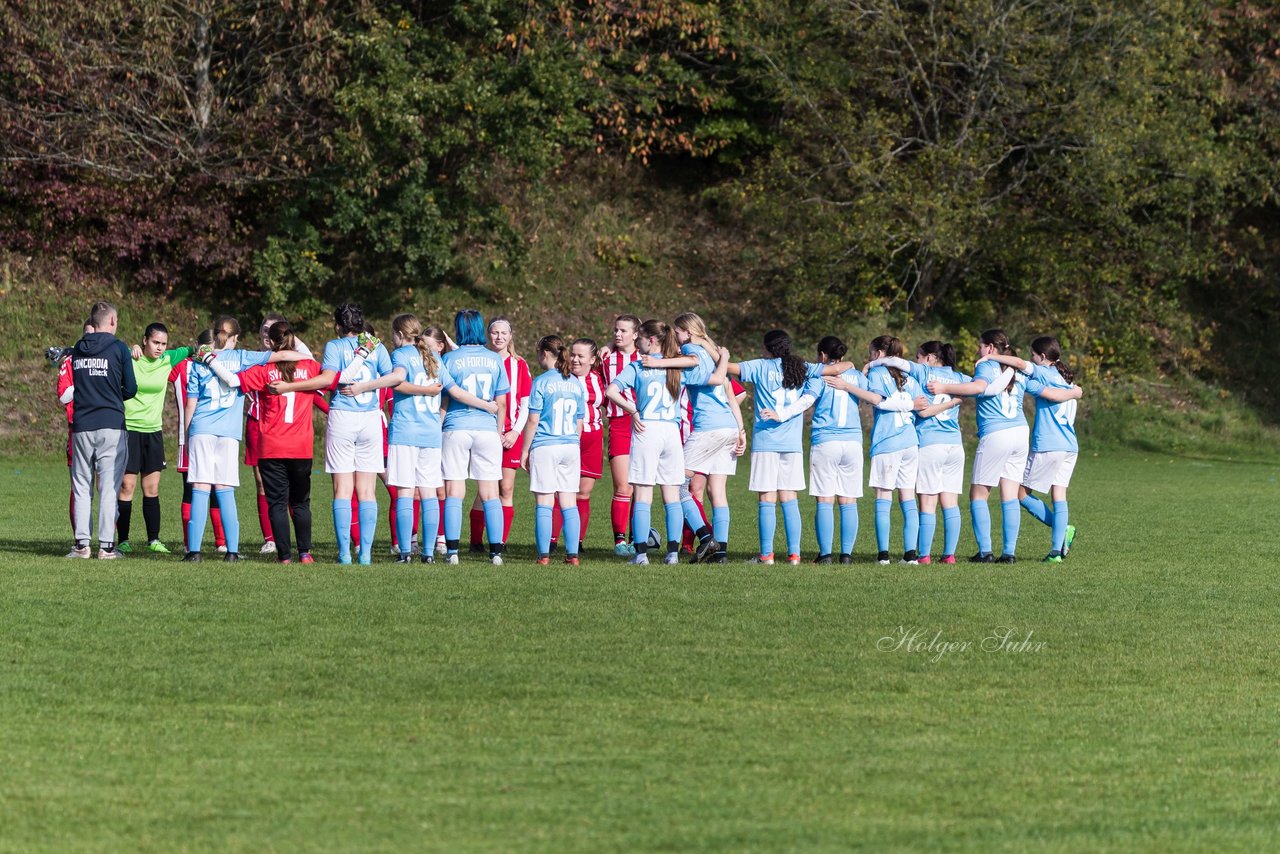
126,430,167,475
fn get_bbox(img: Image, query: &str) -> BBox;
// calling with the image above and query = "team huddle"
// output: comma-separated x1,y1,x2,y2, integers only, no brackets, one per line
56,301,1083,566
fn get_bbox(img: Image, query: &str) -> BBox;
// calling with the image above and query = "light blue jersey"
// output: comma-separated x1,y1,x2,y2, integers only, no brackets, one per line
974,360,1029,438
187,349,271,440
867,366,922,457
737,359,824,453
528,370,587,450
388,345,456,449
612,361,681,424
681,343,737,432
1025,364,1079,453
441,345,510,432
322,337,393,414
908,363,971,447
810,367,864,446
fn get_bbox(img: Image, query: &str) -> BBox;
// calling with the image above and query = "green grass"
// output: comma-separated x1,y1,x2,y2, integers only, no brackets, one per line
3,449,1280,850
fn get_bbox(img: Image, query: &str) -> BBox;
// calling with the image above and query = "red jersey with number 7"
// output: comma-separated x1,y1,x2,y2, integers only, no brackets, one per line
237,360,324,459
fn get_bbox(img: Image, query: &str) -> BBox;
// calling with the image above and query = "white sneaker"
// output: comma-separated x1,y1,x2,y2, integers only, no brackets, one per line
446,553,459,565
260,540,277,554
435,538,447,555
664,551,680,565
65,545,91,559
97,548,124,560
628,553,650,565
216,545,228,554
490,554,504,566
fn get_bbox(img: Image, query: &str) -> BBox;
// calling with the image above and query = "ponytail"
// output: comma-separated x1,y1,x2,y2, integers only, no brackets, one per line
980,329,1018,394
393,313,438,381
817,335,847,363
537,334,571,378
212,315,240,350
639,319,682,399
266,320,299,383
918,340,958,370
870,335,907,390
764,330,807,389
1031,336,1074,383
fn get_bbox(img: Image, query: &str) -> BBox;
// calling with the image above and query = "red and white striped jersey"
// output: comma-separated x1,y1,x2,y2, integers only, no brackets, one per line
679,387,693,444
501,354,532,433
601,348,640,418
168,358,192,445
577,369,607,433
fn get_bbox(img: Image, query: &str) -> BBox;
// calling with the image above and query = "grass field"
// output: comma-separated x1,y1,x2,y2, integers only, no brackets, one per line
3,448,1280,851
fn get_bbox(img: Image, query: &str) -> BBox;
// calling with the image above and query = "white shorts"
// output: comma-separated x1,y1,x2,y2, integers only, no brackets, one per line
869,446,919,491
972,426,1030,487
916,443,965,495
187,434,240,486
628,421,686,486
808,440,863,498
441,429,503,482
386,445,443,490
325,409,384,474
683,427,739,476
1022,451,1078,492
748,450,806,493
529,444,581,494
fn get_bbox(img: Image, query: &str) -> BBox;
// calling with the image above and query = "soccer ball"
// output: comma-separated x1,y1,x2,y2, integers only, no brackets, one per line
645,527,662,550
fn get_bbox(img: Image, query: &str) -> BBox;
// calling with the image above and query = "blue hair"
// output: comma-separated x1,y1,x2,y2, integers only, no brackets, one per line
455,309,485,346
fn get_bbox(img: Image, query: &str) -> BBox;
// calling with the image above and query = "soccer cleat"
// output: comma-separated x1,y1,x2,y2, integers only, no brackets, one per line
745,554,775,565
435,537,447,555
419,554,436,565
260,540,277,554
395,554,413,564
147,540,171,554
445,553,460,565
536,556,551,566
628,553,650,565
707,554,728,564
181,551,203,562
996,554,1017,564
814,554,833,565
223,552,242,563
969,552,995,563
940,554,957,565
469,543,487,555
98,548,123,560
216,545,228,554
490,554,504,566
389,544,400,557
917,555,933,565
299,552,315,564
664,551,680,565
1042,552,1064,564
564,556,580,566
694,536,718,564
116,541,132,554
279,558,292,565
1063,524,1077,557
900,550,919,565
876,551,891,565
614,540,636,556
788,554,801,566
839,554,853,565
66,545,92,559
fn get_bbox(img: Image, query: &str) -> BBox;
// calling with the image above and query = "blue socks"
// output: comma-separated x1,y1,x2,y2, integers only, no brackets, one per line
482,498,504,548
188,488,211,552
874,498,892,552
562,506,581,557
815,502,835,556
757,501,776,556
632,501,652,553
420,497,439,556
395,497,415,556
900,499,918,555
358,500,377,562
942,506,961,557
971,500,992,554
535,505,553,556
1020,494,1051,525
781,499,801,556
443,496,462,552
1051,500,1069,553
664,502,683,550
918,511,936,558
333,499,353,561
840,502,859,555
681,498,705,535
712,506,730,545
1001,499,1020,556
216,488,239,553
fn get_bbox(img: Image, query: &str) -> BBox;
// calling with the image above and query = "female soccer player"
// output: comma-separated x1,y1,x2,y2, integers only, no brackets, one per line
601,314,642,554
469,316,530,551
521,335,587,565
604,320,687,565
551,337,606,553
440,309,510,565
978,337,1083,562
425,325,453,556
183,316,303,562
169,329,227,553
235,321,324,564
860,336,926,564
726,330,825,565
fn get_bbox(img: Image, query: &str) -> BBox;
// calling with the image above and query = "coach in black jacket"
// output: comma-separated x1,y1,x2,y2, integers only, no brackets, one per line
68,301,137,559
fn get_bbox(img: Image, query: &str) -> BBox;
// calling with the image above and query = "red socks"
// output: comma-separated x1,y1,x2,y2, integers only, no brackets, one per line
577,498,592,548
551,508,563,544
257,493,273,542
469,507,485,546
502,505,514,542
210,507,226,548
611,493,631,542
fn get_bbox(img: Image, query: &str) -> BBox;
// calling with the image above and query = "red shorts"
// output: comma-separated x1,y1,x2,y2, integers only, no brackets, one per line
244,418,262,466
607,417,633,459
502,432,525,469
580,429,604,479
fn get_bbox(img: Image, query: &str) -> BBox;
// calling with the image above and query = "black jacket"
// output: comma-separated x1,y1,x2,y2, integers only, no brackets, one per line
70,332,137,432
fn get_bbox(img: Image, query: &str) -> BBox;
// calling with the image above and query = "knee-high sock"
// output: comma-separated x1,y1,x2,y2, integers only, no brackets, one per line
258,494,273,541
216,488,239,553
874,498,892,552
187,488,211,552
444,496,463,551
535,505,553,556
942,506,962,557
116,499,132,543
757,501,776,556
815,502,835,556
502,505,514,542
918,511,937,558
971,500,992,554
551,506,563,543
209,488,225,547
1000,499,1020,556
181,498,191,532
664,501,684,551
349,494,360,546
1051,500,1069,553
142,495,161,542
781,499,802,556
388,500,400,548
900,499,919,554
333,499,353,559
562,507,581,557
483,498,505,549
469,507,485,546
712,506,730,546
576,498,592,548
682,498,710,539
357,500,377,561
840,502,859,555
419,498,439,556
611,493,631,541
1020,494,1051,526
395,496,415,556
631,501,652,554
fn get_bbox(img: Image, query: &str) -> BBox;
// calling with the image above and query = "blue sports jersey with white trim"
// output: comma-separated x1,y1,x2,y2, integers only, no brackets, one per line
908,363,970,447
388,345,455,448
322,337,393,414
441,345,510,432
680,343,737,432
187,349,271,440
737,358,824,453
612,361,681,424
974,359,1029,438
867,365,922,457
528,370,587,450
810,367,864,446
1025,364,1079,453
